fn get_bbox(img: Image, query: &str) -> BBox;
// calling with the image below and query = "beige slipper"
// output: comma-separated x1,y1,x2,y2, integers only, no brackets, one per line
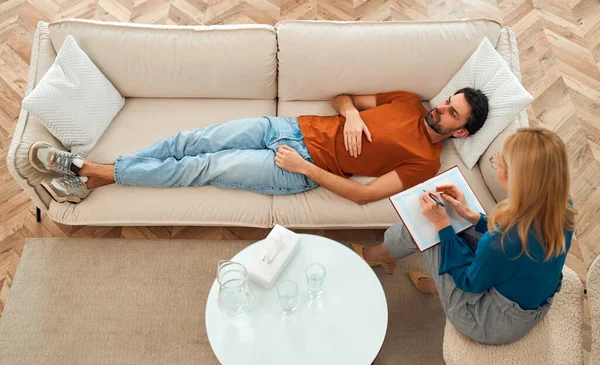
408,271,440,298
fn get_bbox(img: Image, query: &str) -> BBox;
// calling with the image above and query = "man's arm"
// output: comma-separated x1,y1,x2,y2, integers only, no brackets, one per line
303,165,404,205
275,145,407,205
332,95,376,116
333,95,377,158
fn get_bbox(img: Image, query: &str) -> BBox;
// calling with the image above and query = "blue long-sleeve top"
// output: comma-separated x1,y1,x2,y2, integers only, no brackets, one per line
438,214,573,310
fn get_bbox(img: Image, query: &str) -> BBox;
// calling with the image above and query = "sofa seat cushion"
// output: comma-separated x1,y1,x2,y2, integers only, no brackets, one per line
48,98,277,226
275,101,496,228
86,98,277,164
47,184,274,227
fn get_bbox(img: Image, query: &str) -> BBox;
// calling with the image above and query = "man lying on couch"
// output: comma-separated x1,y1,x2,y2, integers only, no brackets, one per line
29,89,488,205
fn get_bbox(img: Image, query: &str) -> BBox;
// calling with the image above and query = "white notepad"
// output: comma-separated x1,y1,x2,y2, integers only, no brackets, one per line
389,166,486,252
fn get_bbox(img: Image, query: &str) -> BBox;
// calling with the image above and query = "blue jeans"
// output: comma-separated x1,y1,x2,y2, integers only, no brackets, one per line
114,117,319,195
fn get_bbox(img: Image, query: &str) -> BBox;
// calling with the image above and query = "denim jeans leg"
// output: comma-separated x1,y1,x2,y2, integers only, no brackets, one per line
115,116,317,193
130,117,273,160
116,148,317,194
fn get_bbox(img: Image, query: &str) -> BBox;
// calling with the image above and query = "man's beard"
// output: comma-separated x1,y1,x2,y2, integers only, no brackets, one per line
425,108,451,135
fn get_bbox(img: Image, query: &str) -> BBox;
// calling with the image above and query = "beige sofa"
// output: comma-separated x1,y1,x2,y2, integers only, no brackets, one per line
8,18,527,228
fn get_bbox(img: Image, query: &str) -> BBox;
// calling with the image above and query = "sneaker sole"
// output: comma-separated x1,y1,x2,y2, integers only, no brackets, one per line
40,181,66,203
28,141,52,174
40,181,86,204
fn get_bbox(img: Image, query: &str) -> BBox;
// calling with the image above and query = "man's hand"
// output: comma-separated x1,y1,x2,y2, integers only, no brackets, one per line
344,111,372,158
435,184,480,225
275,145,310,174
420,192,451,231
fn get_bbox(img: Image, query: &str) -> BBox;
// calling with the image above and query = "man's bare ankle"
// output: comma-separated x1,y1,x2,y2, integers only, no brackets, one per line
78,161,90,176
85,176,96,189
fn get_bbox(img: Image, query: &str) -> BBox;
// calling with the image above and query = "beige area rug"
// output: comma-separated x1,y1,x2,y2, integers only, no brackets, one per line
0,238,445,365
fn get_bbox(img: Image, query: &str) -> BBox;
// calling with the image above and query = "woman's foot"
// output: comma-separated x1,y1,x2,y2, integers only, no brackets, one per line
363,244,397,263
351,243,398,275
408,271,439,297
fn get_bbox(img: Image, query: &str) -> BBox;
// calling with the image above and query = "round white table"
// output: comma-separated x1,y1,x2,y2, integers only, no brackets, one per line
205,234,388,365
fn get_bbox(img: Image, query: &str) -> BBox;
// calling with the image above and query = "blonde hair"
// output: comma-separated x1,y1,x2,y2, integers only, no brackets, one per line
488,128,577,261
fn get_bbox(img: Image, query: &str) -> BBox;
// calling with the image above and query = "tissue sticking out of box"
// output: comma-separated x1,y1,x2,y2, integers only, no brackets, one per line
247,225,301,289
260,231,283,264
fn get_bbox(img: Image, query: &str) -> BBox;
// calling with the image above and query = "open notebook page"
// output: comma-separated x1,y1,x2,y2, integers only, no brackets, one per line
389,166,486,252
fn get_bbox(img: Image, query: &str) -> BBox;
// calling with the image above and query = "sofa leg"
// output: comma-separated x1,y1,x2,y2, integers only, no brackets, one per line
36,207,41,222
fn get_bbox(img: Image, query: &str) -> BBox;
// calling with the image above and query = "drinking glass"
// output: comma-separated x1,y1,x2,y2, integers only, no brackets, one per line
278,280,299,314
306,263,326,299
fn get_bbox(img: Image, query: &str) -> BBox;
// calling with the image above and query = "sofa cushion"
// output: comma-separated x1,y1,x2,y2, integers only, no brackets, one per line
86,98,277,164
276,19,501,102
47,184,274,227
275,101,497,228
47,98,277,226
429,38,532,169
47,19,277,99
22,35,125,157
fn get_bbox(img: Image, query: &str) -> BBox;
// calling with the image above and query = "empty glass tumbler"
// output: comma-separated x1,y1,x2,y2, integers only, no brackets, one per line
278,280,299,314
306,263,326,299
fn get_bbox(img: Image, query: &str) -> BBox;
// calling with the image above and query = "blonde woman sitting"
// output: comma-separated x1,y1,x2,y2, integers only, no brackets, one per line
353,127,577,345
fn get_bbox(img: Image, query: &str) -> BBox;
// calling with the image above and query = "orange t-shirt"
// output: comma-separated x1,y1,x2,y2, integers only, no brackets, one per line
297,92,442,189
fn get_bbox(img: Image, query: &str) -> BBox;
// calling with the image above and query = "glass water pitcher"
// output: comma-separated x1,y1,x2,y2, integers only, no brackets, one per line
217,260,255,317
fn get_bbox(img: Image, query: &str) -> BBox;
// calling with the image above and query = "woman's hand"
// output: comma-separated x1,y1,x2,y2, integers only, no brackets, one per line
275,145,310,174
344,111,372,158
420,192,451,231
435,184,480,225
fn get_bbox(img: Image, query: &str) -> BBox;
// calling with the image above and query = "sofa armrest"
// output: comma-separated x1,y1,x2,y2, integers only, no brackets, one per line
478,27,528,204
7,21,62,211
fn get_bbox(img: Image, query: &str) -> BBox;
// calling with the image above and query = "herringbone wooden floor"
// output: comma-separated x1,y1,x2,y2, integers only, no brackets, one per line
1,0,599,361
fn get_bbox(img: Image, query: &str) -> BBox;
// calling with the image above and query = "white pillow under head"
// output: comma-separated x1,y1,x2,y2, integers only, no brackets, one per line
429,37,533,169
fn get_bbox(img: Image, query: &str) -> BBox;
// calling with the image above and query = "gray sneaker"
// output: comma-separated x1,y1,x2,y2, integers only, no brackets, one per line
28,141,82,176
41,176,90,204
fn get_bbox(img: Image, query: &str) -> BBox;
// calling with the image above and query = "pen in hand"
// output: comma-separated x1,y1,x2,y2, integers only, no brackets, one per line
422,188,445,207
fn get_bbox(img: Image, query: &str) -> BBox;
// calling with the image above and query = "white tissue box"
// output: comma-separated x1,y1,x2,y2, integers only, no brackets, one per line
246,225,301,289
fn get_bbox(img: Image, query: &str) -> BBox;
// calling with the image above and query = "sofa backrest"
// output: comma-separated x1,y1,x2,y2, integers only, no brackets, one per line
47,19,278,99
276,19,502,101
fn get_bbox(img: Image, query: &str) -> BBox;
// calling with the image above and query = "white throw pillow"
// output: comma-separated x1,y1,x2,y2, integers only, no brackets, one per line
22,35,124,157
429,38,532,169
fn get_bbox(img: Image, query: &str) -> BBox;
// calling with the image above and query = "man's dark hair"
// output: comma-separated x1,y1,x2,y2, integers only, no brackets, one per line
454,87,489,136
